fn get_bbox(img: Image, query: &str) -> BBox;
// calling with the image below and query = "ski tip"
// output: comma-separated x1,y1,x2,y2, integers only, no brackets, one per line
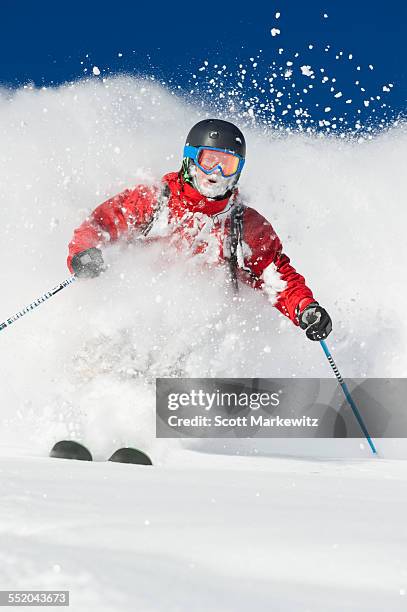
108,447,153,465
50,440,93,462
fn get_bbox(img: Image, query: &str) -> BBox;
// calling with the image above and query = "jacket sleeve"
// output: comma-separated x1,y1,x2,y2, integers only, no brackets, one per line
241,206,315,325
272,250,315,324
67,185,159,272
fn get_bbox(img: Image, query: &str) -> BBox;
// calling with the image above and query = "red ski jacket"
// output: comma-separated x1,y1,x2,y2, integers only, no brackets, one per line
67,172,315,324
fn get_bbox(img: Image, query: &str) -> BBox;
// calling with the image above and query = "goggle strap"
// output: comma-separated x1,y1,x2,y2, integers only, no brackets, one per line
184,145,198,159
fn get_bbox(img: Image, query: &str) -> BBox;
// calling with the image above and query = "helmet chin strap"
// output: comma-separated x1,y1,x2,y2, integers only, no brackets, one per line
183,159,239,200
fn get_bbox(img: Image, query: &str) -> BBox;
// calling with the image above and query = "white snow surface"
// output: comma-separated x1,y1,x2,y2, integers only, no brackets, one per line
1,452,407,612
0,77,407,610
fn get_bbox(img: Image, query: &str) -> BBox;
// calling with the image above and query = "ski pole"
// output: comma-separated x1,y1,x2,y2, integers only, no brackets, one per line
319,339,377,455
0,275,76,333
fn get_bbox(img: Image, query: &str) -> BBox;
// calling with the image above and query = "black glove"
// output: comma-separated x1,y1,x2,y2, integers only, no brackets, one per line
299,302,332,341
71,247,105,278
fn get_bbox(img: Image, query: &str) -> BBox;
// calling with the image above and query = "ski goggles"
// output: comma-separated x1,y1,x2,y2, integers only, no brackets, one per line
184,145,245,178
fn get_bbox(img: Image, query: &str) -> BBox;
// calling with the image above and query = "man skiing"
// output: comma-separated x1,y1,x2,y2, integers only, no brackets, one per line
67,119,332,341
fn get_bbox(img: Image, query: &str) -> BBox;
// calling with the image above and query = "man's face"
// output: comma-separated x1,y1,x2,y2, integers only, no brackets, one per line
189,164,237,199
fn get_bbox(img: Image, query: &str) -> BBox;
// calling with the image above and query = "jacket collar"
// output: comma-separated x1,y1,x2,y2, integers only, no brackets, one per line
163,172,234,216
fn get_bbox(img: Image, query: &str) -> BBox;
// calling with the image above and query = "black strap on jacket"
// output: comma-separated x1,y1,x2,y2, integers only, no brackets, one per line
229,200,260,293
141,183,171,237
229,201,245,293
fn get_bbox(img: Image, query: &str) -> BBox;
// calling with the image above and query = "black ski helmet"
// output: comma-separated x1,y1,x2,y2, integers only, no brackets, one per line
185,119,246,157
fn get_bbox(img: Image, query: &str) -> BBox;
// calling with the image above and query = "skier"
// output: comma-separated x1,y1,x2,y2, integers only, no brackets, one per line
67,119,332,341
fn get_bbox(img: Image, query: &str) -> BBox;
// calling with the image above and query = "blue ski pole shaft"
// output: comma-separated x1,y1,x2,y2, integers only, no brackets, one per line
319,339,377,455
0,275,76,333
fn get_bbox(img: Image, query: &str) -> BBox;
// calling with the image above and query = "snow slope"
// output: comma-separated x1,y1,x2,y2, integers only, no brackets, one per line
1,451,406,612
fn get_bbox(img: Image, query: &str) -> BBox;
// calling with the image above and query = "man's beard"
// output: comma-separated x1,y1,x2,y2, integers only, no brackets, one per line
189,163,238,199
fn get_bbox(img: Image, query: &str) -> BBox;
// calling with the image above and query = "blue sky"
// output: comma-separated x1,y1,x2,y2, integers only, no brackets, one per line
1,0,406,131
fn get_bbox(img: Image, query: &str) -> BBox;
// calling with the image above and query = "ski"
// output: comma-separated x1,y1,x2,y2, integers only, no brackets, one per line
50,440,92,461
50,442,152,465
108,447,153,465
